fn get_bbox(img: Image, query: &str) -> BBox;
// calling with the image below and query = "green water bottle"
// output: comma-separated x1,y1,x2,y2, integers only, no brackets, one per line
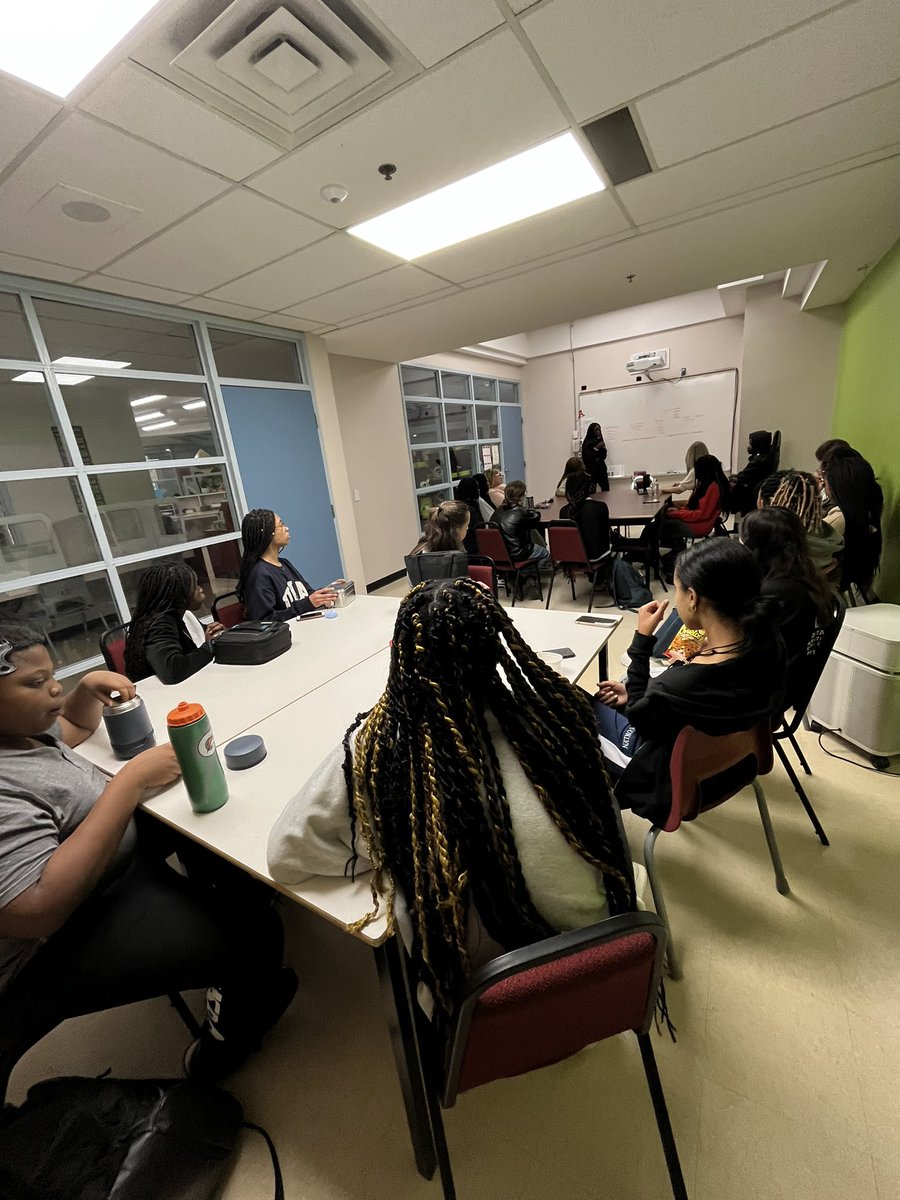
167,701,229,813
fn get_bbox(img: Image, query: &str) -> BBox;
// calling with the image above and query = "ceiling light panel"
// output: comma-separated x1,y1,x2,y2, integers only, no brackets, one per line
53,355,131,369
1,1,164,98
13,371,92,385
349,133,604,260
717,275,765,289
181,400,207,410
130,394,167,406
141,419,176,430
134,410,165,421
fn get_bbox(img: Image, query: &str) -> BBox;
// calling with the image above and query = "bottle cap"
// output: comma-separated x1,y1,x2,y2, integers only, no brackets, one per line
223,734,267,770
167,700,206,726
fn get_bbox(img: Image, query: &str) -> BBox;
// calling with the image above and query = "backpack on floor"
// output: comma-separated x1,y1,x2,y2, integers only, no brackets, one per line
610,558,652,610
0,1076,282,1200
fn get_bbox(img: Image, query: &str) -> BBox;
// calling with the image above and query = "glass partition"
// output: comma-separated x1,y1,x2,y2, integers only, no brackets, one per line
208,328,302,382
33,299,202,375
0,569,118,670
0,369,71,470
405,399,444,445
0,477,102,579
0,292,37,360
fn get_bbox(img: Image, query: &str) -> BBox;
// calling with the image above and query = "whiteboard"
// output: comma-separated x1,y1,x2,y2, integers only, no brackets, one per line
579,370,738,475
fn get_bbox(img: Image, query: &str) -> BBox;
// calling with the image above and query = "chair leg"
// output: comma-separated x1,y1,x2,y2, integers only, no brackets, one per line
637,1033,689,1200
533,562,543,604
787,729,812,776
545,567,555,609
569,570,576,602
412,1011,458,1200
643,826,682,981
752,780,790,895
510,569,519,607
773,740,829,846
168,991,202,1040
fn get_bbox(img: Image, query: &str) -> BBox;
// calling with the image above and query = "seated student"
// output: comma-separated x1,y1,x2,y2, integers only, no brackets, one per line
729,431,776,514
267,579,636,1007
406,501,470,583
768,471,843,574
661,441,709,495
555,454,589,497
756,470,790,508
740,507,835,685
559,470,610,561
238,509,338,622
659,454,730,542
452,479,485,553
490,480,550,567
594,539,784,827
472,473,496,522
124,562,223,685
820,450,883,596
486,467,505,508
0,622,295,1085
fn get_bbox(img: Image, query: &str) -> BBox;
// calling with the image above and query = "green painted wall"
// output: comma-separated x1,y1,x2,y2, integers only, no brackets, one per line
832,239,900,602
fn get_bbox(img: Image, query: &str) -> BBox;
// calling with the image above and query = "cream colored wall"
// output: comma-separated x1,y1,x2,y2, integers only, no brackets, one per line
522,317,745,501
415,350,524,379
739,283,844,471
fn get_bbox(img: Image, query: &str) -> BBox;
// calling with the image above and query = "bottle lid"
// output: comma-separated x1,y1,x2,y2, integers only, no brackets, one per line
224,734,267,770
167,700,206,726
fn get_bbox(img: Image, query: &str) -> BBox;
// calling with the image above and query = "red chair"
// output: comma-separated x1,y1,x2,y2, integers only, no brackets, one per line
418,912,688,1200
466,554,498,598
544,520,612,611
99,622,129,674
643,723,789,979
211,591,247,628
474,527,542,607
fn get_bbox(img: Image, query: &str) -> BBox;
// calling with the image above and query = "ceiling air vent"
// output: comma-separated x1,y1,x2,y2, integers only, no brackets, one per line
581,107,652,186
133,0,419,150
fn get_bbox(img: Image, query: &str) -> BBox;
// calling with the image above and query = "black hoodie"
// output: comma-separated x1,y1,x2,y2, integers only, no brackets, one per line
244,557,316,621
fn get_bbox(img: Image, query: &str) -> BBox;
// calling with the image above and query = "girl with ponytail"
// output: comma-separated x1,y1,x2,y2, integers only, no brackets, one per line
409,499,470,555
595,539,785,825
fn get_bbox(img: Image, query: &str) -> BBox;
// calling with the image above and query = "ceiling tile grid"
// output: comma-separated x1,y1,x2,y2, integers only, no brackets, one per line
362,0,503,67
0,75,62,174
79,275,195,306
279,264,457,323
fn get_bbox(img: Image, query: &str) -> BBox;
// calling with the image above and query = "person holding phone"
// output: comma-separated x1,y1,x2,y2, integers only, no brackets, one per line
237,509,340,621
594,539,784,826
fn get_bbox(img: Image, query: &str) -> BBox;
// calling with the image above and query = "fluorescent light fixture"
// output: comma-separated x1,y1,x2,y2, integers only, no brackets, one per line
134,411,164,422
181,400,207,411
53,355,131,369
13,371,92,385
141,419,176,431
1,2,164,98
717,275,765,290
348,132,604,260
130,394,167,407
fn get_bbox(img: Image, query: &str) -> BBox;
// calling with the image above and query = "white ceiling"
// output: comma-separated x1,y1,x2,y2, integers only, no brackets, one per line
0,0,896,363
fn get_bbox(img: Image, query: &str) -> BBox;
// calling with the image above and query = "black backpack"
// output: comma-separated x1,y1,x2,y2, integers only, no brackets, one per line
610,558,652,610
0,1076,282,1200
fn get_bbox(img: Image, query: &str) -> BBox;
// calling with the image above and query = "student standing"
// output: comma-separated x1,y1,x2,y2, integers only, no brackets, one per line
238,509,338,621
581,423,609,492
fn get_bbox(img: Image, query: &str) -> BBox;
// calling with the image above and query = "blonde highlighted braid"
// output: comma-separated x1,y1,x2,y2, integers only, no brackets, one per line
342,578,635,1014
770,470,823,533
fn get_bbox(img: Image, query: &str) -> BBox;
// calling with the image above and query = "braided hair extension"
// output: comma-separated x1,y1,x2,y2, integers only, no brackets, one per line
124,561,197,679
342,578,635,1013
563,469,594,516
770,471,823,533
237,508,276,602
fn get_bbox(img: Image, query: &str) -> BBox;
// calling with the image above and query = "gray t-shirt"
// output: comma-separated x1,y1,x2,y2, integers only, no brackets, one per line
0,722,137,992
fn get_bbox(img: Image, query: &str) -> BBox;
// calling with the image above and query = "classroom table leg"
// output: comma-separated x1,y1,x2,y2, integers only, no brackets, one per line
373,938,437,1180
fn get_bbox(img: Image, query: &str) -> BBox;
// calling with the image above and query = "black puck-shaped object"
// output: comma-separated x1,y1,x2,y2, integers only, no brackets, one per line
223,734,267,770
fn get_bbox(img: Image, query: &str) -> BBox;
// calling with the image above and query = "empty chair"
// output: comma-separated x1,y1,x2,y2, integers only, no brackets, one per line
99,621,129,674
474,526,542,606
211,591,247,629
544,519,612,611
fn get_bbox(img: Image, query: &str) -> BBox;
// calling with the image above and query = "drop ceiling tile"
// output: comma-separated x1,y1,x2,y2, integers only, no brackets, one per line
103,189,329,295
364,0,503,67
249,31,567,227
416,192,631,283
620,82,900,225
258,314,331,333
509,0,541,10
520,0,838,122
183,298,269,321
0,251,81,283
281,265,455,323
637,0,900,166
0,76,61,173
0,113,228,271
79,275,193,305
80,64,282,181
206,233,400,309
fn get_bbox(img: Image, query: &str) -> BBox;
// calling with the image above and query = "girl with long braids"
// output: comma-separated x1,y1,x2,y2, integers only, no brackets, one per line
237,508,339,621
768,470,842,574
820,450,883,596
124,561,223,685
559,469,610,560
268,578,637,1014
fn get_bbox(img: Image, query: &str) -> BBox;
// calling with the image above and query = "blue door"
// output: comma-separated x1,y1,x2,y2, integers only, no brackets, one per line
500,405,525,483
221,386,343,586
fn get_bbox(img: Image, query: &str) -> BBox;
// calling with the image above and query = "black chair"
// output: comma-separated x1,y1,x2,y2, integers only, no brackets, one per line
404,550,469,585
772,598,846,846
99,621,130,674
211,591,247,628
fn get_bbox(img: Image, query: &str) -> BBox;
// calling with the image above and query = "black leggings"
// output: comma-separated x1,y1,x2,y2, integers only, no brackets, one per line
0,848,284,1088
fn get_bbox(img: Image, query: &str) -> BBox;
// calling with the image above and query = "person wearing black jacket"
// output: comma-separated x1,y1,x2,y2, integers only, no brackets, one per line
489,480,550,567
124,562,222,685
729,430,777,514
559,470,610,560
452,478,485,554
581,423,609,492
237,509,338,622
594,539,784,826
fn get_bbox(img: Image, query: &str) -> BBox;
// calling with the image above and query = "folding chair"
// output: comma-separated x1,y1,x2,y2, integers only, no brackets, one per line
405,551,469,585
544,520,612,611
417,911,688,1200
466,554,498,598
474,527,542,607
99,621,129,674
211,591,247,628
644,722,789,979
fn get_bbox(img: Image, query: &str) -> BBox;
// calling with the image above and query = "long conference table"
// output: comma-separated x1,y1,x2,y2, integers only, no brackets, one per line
77,595,621,1181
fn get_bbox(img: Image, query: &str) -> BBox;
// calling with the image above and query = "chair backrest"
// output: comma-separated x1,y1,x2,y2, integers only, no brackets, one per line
780,598,846,734
546,520,590,567
475,525,516,569
467,555,498,598
404,550,469,584
99,622,130,674
441,912,667,1106
667,721,773,832
211,592,247,628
